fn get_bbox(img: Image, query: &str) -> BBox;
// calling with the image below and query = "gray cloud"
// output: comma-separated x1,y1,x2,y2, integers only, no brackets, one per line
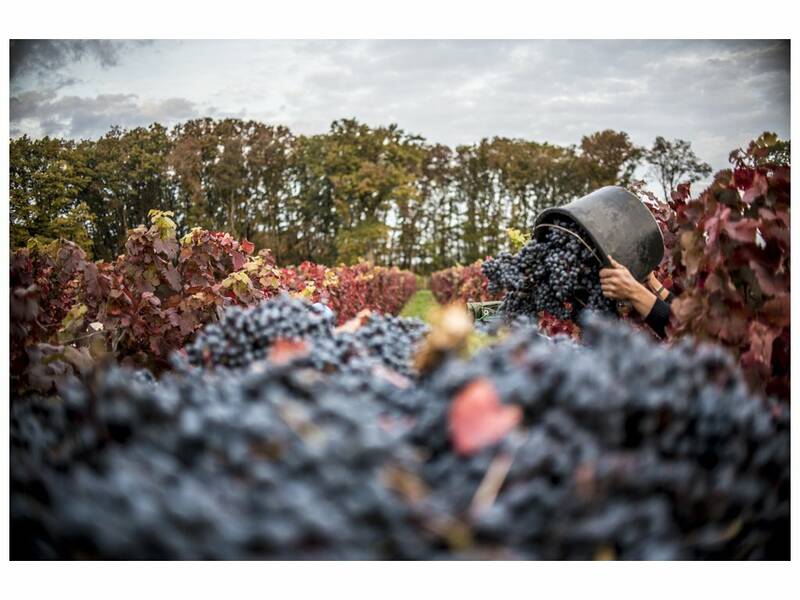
8,40,790,181
11,90,200,138
270,39,789,180
12,40,115,79
10,39,149,82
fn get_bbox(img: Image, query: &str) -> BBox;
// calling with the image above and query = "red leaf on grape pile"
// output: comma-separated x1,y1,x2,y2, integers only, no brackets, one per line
449,378,521,456
268,339,310,365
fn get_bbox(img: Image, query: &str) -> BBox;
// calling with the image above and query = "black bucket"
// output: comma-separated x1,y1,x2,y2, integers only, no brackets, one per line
533,186,664,282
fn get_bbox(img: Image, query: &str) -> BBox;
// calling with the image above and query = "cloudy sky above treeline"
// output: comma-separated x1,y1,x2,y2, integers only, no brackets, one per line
10,39,790,177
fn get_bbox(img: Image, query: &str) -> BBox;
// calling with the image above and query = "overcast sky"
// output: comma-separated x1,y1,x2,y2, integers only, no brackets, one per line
9,39,790,180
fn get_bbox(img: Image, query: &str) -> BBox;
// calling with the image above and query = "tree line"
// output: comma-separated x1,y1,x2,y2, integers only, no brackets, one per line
10,118,714,272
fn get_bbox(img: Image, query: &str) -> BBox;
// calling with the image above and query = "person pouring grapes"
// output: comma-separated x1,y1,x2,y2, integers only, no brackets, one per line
599,256,673,338
480,187,675,336
545,185,676,339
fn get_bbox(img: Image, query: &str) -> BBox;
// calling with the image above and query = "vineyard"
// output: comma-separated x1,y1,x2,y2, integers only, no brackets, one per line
9,133,790,560
11,214,416,384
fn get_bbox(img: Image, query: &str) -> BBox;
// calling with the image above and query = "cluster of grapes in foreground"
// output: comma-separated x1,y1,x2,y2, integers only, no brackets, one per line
483,217,617,321
11,298,789,559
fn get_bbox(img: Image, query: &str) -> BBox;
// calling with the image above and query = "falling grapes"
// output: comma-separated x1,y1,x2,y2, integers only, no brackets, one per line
483,217,617,322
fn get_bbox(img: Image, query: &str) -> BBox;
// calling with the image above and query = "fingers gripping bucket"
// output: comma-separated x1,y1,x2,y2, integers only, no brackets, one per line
533,186,664,281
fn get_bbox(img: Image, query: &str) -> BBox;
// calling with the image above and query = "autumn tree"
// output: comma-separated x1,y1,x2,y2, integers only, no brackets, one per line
77,124,175,259
11,118,727,273
316,119,426,265
169,118,218,233
645,136,712,200
244,122,294,256
417,143,455,271
745,131,790,167
489,138,586,227
579,129,642,190
454,140,499,263
10,135,95,253
286,133,339,264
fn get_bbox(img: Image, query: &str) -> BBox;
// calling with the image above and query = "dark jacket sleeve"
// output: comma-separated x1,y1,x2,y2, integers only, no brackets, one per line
645,292,675,339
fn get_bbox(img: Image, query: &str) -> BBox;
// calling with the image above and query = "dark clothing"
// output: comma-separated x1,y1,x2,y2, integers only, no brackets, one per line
645,291,675,339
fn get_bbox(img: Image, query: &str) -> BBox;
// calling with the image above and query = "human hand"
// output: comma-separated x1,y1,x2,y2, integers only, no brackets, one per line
599,256,641,301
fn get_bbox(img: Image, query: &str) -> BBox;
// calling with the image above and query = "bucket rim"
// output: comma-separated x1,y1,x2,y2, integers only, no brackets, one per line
534,206,612,269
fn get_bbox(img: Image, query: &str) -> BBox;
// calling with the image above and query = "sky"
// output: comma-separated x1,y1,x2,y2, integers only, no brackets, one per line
9,39,790,180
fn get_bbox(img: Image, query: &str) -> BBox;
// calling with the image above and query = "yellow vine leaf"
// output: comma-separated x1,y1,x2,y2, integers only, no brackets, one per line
507,228,530,252
180,227,203,246
149,209,177,241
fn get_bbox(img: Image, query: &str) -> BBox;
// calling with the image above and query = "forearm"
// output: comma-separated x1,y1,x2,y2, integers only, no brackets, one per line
600,262,670,337
628,282,657,318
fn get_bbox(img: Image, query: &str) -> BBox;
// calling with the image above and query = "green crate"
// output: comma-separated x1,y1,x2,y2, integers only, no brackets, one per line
466,301,503,322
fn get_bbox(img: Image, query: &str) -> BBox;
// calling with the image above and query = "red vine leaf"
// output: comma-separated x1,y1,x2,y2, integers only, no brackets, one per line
723,218,758,243
749,260,789,296
232,251,246,271
268,339,310,365
742,172,768,204
163,264,181,291
761,295,789,328
449,378,521,456
741,321,778,368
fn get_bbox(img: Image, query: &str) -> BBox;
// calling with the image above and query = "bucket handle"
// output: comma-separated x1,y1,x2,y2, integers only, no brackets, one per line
531,223,623,313
532,223,605,267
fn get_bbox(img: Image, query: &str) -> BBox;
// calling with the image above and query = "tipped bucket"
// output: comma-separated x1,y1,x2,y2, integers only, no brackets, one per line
533,186,664,282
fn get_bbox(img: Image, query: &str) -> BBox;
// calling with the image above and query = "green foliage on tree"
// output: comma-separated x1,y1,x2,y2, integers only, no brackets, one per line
10,136,95,253
11,118,755,274
579,129,643,189
645,136,712,200
77,124,175,258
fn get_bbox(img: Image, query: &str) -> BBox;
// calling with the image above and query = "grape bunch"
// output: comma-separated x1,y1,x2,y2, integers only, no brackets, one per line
483,217,617,321
352,314,430,378
180,295,428,378
183,295,336,369
11,308,789,559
